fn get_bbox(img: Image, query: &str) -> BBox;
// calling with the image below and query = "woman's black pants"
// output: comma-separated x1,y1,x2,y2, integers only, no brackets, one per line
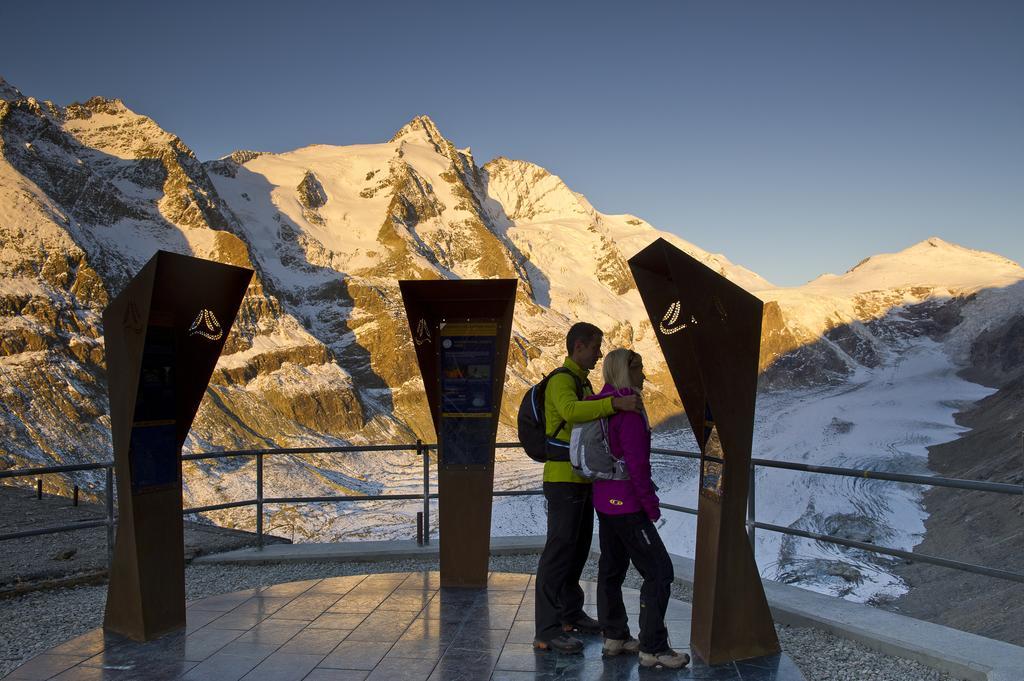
596,510,674,653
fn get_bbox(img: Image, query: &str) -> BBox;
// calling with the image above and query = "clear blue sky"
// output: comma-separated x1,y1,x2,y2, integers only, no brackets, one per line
2,1,1021,286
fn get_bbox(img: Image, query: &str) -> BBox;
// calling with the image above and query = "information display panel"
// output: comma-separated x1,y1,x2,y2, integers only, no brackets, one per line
439,322,497,467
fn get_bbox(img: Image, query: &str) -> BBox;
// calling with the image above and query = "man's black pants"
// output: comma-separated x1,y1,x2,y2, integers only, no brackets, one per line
596,510,674,653
534,481,593,641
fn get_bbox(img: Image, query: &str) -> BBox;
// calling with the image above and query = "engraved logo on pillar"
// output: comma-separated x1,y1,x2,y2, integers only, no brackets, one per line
123,300,144,335
659,301,698,336
188,309,223,341
414,318,431,346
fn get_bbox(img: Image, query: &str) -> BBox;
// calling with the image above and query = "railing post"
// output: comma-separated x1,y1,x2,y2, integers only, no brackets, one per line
105,465,114,568
420,439,429,544
256,451,264,549
747,464,756,551
36,479,42,499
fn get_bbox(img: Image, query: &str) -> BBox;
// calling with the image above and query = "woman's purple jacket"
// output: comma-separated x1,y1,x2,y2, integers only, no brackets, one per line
588,384,661,522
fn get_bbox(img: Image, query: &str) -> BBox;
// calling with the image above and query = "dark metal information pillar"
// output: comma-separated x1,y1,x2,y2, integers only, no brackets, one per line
399,279,516,588
628,238,779,665
103,251,252,641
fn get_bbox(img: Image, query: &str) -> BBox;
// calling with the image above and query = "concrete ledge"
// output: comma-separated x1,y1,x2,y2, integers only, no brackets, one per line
195,536,1024,681
192,535,547,565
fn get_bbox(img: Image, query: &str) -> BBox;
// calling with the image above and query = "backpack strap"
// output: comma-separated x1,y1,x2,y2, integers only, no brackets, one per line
548,367,585,440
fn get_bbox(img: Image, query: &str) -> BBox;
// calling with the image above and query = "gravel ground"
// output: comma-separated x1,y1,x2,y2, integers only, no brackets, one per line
0,553,956,681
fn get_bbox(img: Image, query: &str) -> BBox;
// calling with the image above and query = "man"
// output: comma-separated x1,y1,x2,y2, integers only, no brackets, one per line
533,322,641,654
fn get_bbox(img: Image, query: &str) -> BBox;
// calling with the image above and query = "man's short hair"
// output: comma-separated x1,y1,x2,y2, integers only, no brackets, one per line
566,322,603,355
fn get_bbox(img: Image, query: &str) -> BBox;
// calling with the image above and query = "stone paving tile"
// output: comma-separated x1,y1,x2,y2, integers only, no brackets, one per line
458,603,519,630
399,618,462,645
186,608,225,633
216,641,283,659
187,589,258,612
234,620,307,646
429,589,482,607
318,641,393,671
361,574,408,586
77,634,189,669
383,637,447,661
307,575,367,595
505,621,534,645
512,603,534,623
308,612,366,630
183,626,245,660
362,609,420,628
420,595,480,623
493,642,555,673
75,656,199,680
427,647,500,681
182,652,267,681
377,589,436,612
239,651,324,681
277,628,350,655
489,672,558,681
327,593,390,615
399,571,442,591
257,579,319,598
735,653,803,681
485,573,531,591
208,611,274,630
302,670,369,681
477,590,525,606
349,577,401,589
46,667,108,681
3,654,84,680
364,655,438,681
271,594,344,621
344,622,412,643
45,630,110,658
232,596,296,618
446,627,508,653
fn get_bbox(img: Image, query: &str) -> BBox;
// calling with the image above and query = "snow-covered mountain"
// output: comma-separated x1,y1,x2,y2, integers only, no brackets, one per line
0,80,763,518
2,77,1022,600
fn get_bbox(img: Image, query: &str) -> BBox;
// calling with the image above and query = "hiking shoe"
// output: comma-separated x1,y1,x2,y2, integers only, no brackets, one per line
639,648,690,669
533,635,584,654
561,614,602,633
602,636,641,656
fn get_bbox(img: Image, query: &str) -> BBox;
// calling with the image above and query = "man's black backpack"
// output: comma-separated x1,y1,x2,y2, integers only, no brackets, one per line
517,367,585,463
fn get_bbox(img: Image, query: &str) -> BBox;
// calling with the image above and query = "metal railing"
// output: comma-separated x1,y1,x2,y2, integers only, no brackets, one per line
1,441,1021,584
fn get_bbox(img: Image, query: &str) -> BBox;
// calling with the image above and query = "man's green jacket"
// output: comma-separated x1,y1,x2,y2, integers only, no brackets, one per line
543,357,616,483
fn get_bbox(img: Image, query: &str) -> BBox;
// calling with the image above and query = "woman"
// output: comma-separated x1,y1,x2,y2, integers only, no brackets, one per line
591,348,689,669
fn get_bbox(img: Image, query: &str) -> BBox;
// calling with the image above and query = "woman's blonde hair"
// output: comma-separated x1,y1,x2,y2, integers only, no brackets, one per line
603,348,641,389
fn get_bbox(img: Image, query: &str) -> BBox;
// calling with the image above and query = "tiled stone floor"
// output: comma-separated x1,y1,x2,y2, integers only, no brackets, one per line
3,572,804,680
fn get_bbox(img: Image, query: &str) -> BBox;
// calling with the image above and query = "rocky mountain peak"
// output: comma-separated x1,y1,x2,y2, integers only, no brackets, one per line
63,96,130,120
389,114,447,147
0,77,24,101
228,149,268,165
